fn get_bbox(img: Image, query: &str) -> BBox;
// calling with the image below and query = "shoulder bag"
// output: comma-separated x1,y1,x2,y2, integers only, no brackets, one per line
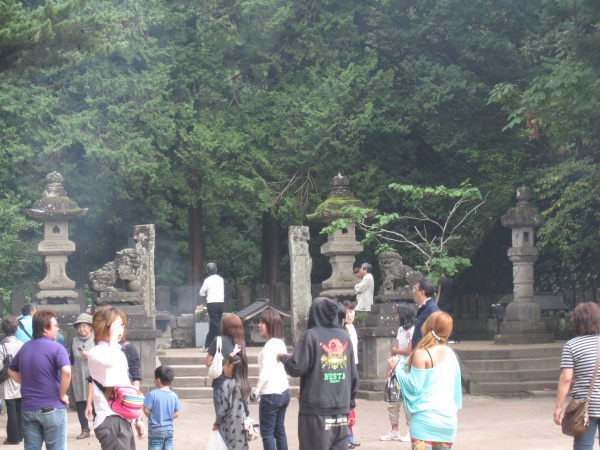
92,379,144,421
207,336,223,380
0,343,13,383
562,336,600,437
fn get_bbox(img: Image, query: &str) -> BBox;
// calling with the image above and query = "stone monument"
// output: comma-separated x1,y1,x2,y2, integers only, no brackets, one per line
306,174,374,300
288,226,312,345
89,224,158,388
495,186,553,344
375,250,422,303
26,172,88,304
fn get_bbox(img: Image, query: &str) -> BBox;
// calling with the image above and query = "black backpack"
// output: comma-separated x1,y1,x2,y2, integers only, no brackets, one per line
0,344,13,383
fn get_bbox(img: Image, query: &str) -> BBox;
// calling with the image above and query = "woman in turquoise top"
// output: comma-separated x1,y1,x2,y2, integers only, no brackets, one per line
389,311,462,450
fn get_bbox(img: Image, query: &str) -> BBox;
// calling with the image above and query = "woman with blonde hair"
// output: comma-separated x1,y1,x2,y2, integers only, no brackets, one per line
85,306,145,449
388,311,462,450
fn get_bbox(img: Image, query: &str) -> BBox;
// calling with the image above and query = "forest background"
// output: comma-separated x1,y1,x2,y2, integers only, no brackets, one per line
1,0,599,303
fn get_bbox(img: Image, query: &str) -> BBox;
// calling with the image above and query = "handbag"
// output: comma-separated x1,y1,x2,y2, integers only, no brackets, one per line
562,336,600,437
93,379,145,421
243,402,260,441
384,362,402,402
207,336,223,380
0,344,13,383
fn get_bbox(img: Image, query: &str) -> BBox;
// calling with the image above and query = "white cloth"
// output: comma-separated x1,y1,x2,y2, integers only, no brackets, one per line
395,325,414,364
88,340,133,428
199,274,225,304
0,336,22,400
355,273,374,311
257,338,289,395
346,323,359,364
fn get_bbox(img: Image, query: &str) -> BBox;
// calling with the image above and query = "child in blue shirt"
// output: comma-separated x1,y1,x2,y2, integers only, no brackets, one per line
143,366,182,450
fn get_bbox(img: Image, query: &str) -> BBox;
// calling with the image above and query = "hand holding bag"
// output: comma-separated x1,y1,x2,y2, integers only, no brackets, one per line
207,336,223,380
562,336,600,437
243,401,260,441
206,429,227,450
384,361,402,402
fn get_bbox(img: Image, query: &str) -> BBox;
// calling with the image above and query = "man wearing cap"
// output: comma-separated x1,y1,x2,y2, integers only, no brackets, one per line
70,313,94,440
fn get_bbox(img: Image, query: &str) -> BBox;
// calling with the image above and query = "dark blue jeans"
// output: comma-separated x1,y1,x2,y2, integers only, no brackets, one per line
259,389,290,450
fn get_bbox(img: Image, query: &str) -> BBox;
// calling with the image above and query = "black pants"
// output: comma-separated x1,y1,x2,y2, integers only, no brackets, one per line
76,401,90,432
205,302,224,347
298,413,348,450
4,398,23,443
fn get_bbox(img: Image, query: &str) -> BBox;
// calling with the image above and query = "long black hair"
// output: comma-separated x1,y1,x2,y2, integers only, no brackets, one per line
226,351,251,401
396,302,417,330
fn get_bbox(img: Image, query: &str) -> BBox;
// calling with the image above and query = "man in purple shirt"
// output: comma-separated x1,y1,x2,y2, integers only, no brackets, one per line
8,309,71,450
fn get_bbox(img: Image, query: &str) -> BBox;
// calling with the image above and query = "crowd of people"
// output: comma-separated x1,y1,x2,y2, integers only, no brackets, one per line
0,260,466,450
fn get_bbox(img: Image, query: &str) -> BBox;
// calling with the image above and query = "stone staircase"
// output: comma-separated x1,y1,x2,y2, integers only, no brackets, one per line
158,347,299,400
453,341,564,395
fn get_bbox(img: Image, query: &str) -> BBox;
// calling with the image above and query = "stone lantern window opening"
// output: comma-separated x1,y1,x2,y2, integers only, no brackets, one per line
53,226,60,233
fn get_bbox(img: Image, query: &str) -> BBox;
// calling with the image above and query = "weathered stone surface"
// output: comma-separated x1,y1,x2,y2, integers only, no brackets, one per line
224,285,233,312
177,314,196,328
274,283,290,310
177,285,196,315
256,284,270,300
237,285,251,311
288,226,312,345
156,285,171,312
375,250,422,302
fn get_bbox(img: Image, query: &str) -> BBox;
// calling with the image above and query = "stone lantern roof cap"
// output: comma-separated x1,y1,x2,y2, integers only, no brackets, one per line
306,173,375,223
26,171,88,221
501,185,544,230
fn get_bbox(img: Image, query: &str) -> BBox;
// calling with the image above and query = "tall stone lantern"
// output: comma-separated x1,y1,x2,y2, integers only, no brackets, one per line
495,186,553,344
26,172,88,304
306,174,374,300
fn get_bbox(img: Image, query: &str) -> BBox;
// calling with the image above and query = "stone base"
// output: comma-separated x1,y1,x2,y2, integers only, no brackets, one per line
500,321,546,334
96,291,143,305
37,290,79,302
319,289,356,301
494,334,554,344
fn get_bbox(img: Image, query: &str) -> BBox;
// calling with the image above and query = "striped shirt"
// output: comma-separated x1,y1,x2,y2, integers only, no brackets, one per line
561,334,600,417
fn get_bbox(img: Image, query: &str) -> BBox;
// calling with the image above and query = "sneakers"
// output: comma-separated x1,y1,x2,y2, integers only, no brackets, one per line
380,431,401,441
399,432,411,442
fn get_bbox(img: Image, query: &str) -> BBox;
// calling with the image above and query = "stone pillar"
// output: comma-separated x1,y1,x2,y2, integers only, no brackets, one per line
156,286,171,313
26,172,88,304
177,286,196,315
306,174,375,300
10,291,26,316
495,187,553,344
288,226,312,345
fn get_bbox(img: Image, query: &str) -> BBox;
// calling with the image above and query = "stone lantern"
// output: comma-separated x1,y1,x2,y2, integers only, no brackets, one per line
306,174,374,300
26,172,88,304
495,186,553,344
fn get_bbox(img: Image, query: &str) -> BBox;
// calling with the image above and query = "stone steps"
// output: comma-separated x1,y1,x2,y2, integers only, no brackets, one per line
454,342,563,395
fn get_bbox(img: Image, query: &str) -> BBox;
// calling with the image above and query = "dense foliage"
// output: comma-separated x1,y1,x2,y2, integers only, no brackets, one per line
0,0,597,296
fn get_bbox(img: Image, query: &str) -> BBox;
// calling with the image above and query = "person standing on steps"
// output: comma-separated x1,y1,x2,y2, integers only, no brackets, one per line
200,263,225,351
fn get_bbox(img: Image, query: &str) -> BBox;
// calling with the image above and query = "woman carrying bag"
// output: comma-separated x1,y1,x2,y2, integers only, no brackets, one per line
554,302,600,449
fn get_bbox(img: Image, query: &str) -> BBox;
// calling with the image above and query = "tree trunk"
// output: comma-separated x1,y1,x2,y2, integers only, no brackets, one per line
188,201,204,303
260,212,282,288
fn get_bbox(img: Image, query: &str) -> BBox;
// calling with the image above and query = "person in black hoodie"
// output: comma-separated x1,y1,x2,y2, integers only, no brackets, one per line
278,297,359,450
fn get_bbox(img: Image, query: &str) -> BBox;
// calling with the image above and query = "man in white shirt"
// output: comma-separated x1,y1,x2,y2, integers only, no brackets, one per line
199,262,225,349
354,263,374,312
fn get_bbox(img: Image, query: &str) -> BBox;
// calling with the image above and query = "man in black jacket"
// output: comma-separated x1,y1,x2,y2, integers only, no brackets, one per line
412,278,440,349
279,297,359,450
